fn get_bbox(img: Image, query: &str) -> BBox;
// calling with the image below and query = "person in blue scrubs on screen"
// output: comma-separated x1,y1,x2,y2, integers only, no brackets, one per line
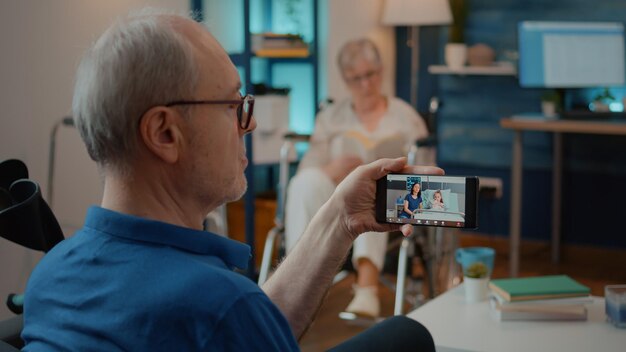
400,182,422,219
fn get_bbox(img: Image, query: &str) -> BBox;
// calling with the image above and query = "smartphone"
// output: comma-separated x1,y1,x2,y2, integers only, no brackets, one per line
376,174,479,229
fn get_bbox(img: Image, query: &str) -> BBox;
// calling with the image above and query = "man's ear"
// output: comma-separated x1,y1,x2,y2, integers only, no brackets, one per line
138,106,185,164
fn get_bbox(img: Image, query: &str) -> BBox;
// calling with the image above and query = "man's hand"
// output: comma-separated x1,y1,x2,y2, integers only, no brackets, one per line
330,157,444,240
321,155,363,185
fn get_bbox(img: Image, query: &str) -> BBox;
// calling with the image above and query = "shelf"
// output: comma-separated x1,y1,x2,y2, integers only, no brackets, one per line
254,48,310,58
428,62,517,76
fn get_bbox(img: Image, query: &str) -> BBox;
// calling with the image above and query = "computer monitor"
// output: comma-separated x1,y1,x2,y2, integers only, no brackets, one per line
518,21,625,88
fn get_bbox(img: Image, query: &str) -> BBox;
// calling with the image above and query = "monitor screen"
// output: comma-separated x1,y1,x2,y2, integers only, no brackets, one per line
518,21,625,88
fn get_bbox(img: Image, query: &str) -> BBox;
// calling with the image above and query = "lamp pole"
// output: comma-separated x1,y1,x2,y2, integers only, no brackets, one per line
409,26,420,108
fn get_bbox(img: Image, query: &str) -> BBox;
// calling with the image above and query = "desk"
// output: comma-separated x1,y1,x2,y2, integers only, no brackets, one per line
500,117,626,277
408,285,626,352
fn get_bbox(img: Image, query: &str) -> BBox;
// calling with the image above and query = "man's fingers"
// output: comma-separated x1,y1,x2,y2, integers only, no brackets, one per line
373,223,414,237
400,224,413,237
361,158,445,181
366,157,407,179
400,165,445,176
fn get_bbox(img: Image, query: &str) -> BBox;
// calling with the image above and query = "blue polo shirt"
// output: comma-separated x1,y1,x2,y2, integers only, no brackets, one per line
22,206,299,351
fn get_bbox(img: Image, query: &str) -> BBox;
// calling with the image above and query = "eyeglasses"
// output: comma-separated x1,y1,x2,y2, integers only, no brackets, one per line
165,94,255,130
344,69,380,85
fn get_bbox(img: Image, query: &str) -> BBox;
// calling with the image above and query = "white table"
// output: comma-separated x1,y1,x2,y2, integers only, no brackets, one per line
408,285,626,352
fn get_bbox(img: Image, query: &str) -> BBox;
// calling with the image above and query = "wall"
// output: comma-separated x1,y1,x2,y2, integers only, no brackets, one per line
397,0,626,247
326,0,396,102
0,0,188,321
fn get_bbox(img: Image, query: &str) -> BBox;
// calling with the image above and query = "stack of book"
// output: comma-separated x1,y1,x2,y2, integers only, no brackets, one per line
488,275,592,321
251,33,309,58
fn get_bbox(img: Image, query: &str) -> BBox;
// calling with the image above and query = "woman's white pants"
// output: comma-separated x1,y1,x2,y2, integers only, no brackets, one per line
284,168,388,271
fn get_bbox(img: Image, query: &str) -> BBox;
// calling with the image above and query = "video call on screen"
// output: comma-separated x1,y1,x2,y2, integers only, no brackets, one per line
385,174,467,227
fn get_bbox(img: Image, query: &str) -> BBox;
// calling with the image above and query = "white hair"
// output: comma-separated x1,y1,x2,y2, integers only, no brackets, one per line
72,9,200,173
336,38,382,73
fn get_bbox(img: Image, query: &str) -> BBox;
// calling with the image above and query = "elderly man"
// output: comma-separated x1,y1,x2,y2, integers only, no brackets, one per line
21,10,441,351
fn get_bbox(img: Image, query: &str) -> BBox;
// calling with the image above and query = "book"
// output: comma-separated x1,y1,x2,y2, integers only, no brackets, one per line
252,33,308,49
330,131,408,164
489,295,588,321
488,275,590,302
490,291,593,306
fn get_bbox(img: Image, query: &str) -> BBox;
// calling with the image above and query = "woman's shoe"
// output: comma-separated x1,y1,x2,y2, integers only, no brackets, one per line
344,285,380,318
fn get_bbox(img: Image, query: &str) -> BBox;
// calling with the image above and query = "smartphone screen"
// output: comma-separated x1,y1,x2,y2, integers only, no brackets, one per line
376,174,479,229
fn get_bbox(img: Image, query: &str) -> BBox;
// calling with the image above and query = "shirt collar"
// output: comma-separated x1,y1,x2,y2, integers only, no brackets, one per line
84,206,250,270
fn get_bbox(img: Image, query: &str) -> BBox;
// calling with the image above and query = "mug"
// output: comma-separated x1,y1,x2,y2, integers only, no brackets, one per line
455,247,495,277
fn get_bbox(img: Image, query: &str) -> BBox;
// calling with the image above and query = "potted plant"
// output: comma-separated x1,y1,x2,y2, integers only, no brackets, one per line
463,261,489,302
445,0,468,69
541,90,561,118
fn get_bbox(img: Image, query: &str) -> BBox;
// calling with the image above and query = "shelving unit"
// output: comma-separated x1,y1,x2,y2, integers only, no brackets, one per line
193,0,320,278
428,62,516,76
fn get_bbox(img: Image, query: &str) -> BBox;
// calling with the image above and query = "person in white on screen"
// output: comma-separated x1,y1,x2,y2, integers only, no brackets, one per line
285,38,429,318
430,190,445,211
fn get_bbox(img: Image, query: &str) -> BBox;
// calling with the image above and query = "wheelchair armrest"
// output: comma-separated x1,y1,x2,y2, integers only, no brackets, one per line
283,132,311,143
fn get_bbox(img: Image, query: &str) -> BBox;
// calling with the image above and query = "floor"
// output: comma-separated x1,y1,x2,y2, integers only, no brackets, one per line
297,232,626,352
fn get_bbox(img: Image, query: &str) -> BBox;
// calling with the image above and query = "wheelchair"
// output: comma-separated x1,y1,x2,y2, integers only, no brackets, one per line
257,133,460,317
0,159,66,351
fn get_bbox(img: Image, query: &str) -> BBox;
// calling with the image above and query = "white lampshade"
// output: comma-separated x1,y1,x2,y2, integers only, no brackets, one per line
382,0,452,26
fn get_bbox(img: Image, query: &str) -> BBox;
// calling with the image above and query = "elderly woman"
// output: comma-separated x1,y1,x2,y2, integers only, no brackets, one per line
284,38,428,318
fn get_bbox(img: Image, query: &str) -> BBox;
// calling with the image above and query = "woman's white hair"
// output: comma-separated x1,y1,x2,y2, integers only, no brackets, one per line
72,8,200,173
336,38,382,73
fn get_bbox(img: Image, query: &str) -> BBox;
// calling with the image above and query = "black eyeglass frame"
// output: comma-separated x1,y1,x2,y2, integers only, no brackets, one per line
165,94,255,130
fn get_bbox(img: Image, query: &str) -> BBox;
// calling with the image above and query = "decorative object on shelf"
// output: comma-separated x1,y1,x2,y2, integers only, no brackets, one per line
541,90,561,118
444,44,466,69
467,43,495,66
445,0,468,70
591,87,615,112
280,0,303,35
381,0,452,107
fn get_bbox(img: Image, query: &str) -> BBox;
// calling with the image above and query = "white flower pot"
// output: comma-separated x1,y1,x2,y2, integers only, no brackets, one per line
445,43,467,70
464,276,489,303
541,101,557,118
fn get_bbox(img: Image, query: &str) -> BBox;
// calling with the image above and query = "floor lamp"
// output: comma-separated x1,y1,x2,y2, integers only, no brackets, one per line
382,0,452,108
382,0,455,315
